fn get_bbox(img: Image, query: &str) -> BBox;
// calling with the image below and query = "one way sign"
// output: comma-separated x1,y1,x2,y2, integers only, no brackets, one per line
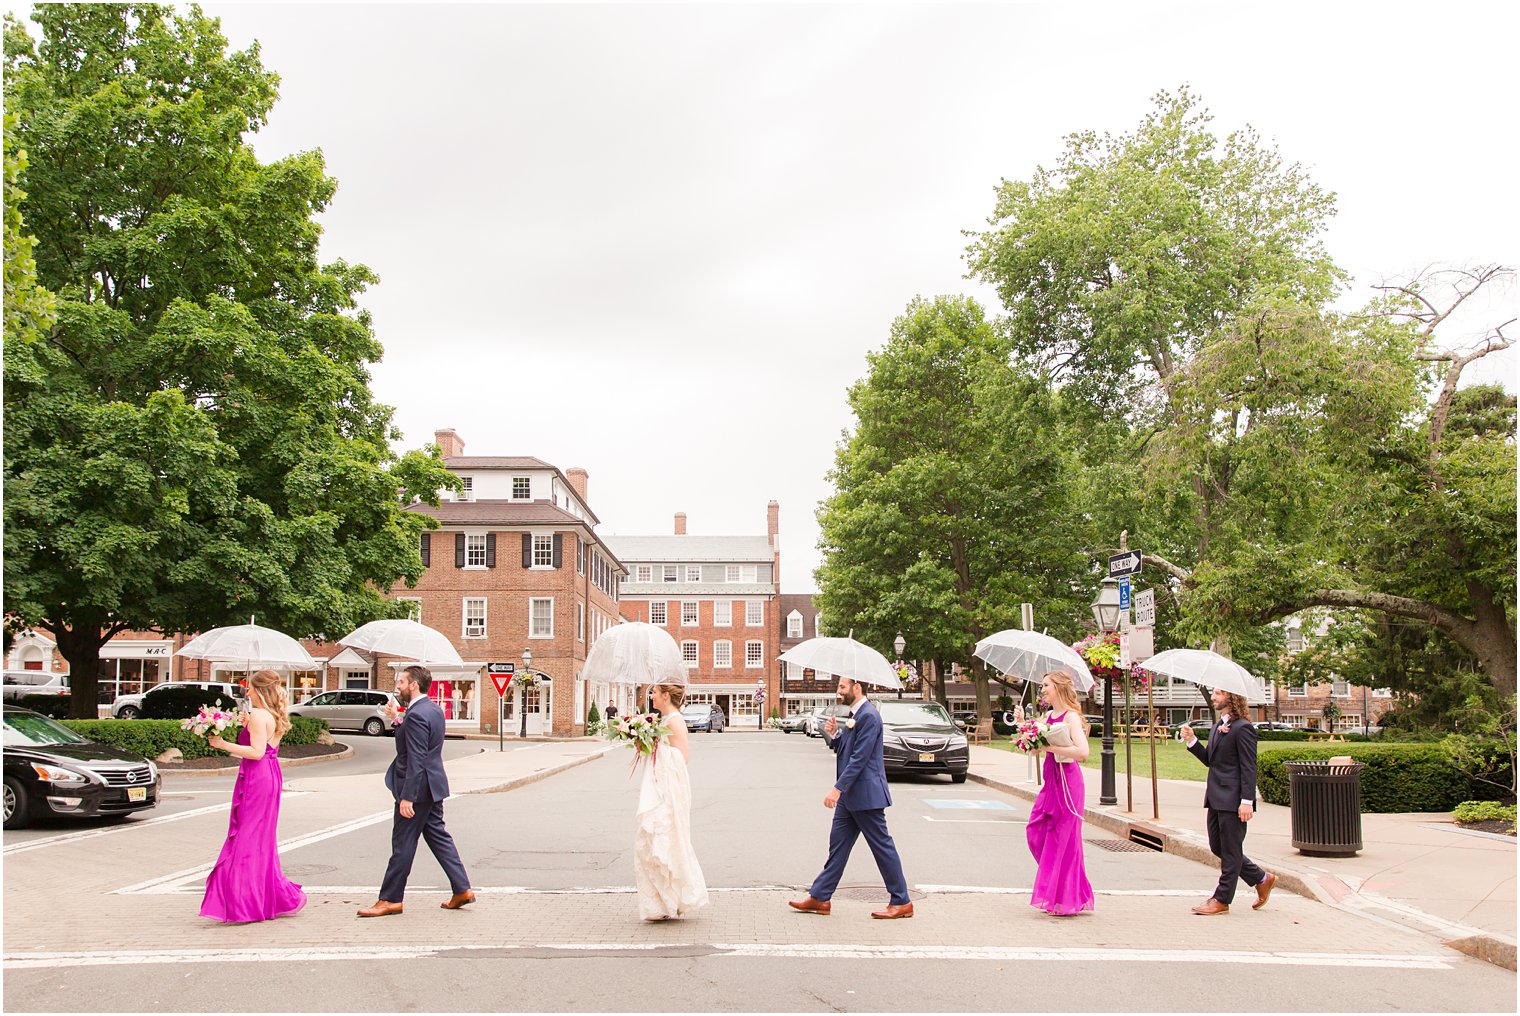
1108,551,1142,578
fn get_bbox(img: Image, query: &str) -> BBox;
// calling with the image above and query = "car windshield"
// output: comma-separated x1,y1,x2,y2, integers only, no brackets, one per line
4,672,66,686
679,705,708,717
3,711,88,746
876,701,954,726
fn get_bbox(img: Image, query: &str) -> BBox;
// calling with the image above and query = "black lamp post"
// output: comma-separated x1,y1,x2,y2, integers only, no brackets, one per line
519,647,532,739
1091,577,1122,806
893,632,906,700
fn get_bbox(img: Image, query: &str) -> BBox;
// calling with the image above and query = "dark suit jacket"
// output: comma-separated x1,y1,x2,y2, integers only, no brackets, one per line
1185,715,1259,810
826,698,892,811
384,695,450,804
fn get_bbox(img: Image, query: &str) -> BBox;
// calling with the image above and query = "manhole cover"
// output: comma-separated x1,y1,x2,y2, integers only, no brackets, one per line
283,864,338,877
1089,838,1152,852
829,886,918,902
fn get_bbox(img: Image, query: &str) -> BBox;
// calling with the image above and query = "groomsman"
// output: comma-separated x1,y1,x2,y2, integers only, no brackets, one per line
789,675,912,919
1179,687,1277,915
358,665,474,917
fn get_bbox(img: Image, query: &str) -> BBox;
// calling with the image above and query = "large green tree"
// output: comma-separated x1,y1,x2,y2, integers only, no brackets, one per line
3,5,453,717
815,295,1091,719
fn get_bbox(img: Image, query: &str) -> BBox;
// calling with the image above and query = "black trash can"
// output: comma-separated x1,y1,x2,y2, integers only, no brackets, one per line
1285,760,1364,857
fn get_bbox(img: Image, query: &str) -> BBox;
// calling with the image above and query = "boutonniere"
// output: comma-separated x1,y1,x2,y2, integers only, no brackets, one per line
844,718,856,730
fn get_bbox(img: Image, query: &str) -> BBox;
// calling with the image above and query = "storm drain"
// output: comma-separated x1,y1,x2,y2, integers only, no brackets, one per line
1089,838,1153,853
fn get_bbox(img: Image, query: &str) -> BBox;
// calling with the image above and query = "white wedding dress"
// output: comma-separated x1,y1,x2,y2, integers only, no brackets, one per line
633,724,710,920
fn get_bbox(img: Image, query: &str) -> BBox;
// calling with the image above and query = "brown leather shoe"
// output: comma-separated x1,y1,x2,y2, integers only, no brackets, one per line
356,900,403,918
788,896,831,915
1191,898,1229,916
441,890,477,910
871,902,914,920
1252,872,1277,910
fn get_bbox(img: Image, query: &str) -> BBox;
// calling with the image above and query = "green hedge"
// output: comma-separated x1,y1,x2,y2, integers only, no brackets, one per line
1258,742,1512,813
1453,801,1516,825
59,717,328,761
13,694,73,718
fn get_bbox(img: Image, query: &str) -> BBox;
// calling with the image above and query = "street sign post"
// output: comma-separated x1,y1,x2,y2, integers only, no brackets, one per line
1134,588,1156,628
1108,550,1142,577
488,663,515,751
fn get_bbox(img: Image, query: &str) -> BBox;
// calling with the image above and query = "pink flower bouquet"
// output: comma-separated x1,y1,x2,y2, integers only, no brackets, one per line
180,702,240,737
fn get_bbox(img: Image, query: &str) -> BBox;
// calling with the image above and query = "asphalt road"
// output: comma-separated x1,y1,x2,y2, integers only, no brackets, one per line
5,732,1515,1012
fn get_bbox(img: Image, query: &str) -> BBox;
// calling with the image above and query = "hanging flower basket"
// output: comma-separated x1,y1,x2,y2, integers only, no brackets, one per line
513,671,540,690
1072,632,1152,692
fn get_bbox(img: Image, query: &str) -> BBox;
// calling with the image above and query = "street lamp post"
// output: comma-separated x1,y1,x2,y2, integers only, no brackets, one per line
1091,577,1122,806
894,632,906,700
519,647,532,739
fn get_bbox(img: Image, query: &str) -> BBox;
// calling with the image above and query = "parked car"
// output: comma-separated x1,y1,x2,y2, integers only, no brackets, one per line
951,710,978,730
805,704,851,738
2,670,70,703
1253,720,1298,731
289,689,400,736
3,706,161,829
112,681,243,719
875,699,970,783
679,703,727,733
777,712,811,734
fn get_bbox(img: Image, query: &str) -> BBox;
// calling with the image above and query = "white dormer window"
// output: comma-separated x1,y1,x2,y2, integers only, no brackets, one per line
461,476,474,502
686,566,701,582
740,565,757,583
787,611,803,638
725,565,740,583
636,565,652,583
512,476,531,500
662,565,678,583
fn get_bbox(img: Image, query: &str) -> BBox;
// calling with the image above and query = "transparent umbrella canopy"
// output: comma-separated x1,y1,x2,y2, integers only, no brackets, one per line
175,623,318,671
337,619,464,666
1141,648,1266,703
581,622,688,687
972,629,1095,694
778,636,902,689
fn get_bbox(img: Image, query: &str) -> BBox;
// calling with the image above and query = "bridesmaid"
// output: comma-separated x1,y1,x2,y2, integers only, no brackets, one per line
201,669,307,923
1025,671,1095,916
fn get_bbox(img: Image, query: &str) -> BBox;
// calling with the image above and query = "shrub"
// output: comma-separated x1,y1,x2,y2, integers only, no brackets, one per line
139,685,242,720
585,701,601,736
1257,742,1513,813
1453,801,1516,826
60,717,328,760
13,694,73,718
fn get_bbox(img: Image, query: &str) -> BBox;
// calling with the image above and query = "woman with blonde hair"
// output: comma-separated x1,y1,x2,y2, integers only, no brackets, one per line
200,669,307,923
1024,670,1094,916
632,682,709,921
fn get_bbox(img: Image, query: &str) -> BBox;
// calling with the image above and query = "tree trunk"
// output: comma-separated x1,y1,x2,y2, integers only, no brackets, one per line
971,658,992,721
53,621,107,720
927,660,949,706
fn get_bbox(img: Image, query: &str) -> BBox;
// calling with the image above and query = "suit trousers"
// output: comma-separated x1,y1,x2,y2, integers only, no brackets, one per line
379,795,470,902
810,805,910,906
1206,807,1266,904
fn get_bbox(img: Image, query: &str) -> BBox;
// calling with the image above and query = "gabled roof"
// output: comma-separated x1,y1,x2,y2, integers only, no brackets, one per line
444,456,556,470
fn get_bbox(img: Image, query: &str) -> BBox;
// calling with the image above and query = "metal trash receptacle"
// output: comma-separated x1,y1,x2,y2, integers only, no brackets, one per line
1285,760,1364,856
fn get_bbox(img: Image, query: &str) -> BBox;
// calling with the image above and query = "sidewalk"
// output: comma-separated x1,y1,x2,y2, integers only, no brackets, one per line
967,745,1517,970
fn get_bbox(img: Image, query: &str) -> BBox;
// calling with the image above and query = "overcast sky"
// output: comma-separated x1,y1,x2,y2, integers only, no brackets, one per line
11,3,1518,590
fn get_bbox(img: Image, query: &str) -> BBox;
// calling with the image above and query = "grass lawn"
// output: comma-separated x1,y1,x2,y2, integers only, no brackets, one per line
984,735,1386,783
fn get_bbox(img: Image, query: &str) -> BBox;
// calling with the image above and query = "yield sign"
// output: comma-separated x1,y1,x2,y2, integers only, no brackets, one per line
491,674,512,696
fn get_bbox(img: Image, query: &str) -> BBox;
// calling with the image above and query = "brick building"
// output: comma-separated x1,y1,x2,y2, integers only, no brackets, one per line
776,593,838,716
607,505,782,727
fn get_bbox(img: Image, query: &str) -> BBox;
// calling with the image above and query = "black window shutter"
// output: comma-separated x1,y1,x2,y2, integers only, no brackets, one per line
454,532,465,568
420,532,430,567
521,534,532,568
485,533,497,568
552,534,563,568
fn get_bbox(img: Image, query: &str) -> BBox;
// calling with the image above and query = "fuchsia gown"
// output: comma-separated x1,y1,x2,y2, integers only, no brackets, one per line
199,728,307,923
1025,711,1095,915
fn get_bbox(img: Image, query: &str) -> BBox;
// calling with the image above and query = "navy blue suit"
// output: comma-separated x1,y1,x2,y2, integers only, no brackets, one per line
379,695,470,901
1186,716,1266,905
809,698,910,905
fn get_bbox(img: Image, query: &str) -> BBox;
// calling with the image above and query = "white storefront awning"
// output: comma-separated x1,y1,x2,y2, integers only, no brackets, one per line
100,641,173,660
327,647,372,670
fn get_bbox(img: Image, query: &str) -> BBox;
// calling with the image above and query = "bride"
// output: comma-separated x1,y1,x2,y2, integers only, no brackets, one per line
633,683,710,921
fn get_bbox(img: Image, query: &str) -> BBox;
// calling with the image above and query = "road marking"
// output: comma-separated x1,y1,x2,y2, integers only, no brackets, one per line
3,943,1452,970
915,885,1206,897
923,815,1026,824
4,791,307,857
923,799,1017,810
140,883,805,896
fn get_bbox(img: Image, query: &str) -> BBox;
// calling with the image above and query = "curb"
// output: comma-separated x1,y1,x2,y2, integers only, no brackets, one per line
159,744,355,778
967,768,1517,972
456,743,621,796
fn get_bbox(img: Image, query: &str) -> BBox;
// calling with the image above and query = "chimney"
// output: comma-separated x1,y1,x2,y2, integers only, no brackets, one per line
567,467,589,503
674,512,687,536
767,500,780,544
434,428,465,458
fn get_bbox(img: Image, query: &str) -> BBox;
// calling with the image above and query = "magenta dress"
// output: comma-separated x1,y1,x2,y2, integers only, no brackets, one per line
1025,712,1095,915
199,728,306,923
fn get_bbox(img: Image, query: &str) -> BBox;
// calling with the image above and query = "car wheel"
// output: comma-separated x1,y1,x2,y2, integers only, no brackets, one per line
950,772,968,784
364,717,385,737
3,777,31,830
118,706,140,720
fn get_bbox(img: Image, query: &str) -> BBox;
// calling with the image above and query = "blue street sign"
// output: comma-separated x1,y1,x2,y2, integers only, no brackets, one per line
1119,576,1131,611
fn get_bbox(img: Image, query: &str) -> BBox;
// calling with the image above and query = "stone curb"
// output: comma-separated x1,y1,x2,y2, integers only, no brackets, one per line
159,744,355,778
454,743,621,796
967,768,1518,972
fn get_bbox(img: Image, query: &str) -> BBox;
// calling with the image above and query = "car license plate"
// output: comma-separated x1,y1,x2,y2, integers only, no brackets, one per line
918,752,936,763
127,787,147,802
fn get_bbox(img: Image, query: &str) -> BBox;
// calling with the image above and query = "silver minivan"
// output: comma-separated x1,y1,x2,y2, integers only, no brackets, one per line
289,689,399,736
2,670,71,703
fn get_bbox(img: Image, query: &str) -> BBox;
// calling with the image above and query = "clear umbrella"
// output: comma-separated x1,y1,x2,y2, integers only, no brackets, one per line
176,622,318,671
1142,648,1266,703
778,636,902,689
338,619,464,666
581,622,687,686
972,629,1095,694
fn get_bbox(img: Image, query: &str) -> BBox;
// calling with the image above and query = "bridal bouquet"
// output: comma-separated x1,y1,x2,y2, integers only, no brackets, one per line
180,701,240,738
1013,716,1073,753
605,712,671,772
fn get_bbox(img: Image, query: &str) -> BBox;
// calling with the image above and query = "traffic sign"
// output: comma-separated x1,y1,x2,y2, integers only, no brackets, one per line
1108,550,1142,577
1119,577,1131,611
1119,631,1131,669
487,663,516,674
1134,588,1156,627
491,674,512,697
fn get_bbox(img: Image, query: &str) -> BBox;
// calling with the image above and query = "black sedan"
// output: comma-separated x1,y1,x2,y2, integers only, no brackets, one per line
3,706,161,829
876,699,970,783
